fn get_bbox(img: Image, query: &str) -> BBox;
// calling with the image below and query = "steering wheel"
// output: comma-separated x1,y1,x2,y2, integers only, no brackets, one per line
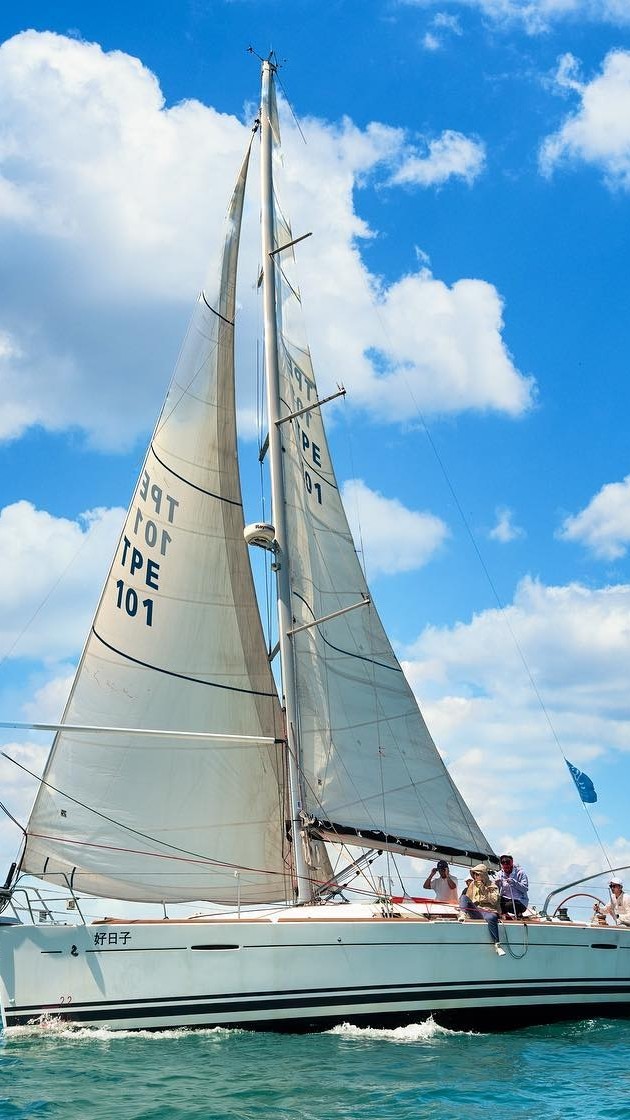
552,892,605,918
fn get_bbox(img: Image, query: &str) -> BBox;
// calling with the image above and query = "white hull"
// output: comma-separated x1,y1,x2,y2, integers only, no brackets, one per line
1,904,629,1031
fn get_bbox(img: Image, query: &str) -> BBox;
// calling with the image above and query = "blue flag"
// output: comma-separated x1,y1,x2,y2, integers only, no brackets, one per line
566,760,597,804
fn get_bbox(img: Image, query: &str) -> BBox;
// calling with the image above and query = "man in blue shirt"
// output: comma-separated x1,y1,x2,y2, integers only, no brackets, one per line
496,854,529,918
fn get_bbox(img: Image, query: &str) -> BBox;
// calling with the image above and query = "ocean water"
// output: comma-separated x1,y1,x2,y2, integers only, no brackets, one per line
1,1018,629,1120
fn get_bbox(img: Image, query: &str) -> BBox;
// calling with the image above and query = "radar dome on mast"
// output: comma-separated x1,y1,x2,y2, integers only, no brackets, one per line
244,522,276,550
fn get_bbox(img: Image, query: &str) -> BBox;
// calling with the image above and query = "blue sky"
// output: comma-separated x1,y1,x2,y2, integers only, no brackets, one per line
1,0,630,910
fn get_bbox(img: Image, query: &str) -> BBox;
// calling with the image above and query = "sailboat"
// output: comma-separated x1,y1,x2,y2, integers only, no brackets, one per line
0,56,629,1033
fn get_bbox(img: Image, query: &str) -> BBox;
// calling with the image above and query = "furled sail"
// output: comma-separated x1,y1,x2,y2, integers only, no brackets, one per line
265,87,496,868
22,141,292,904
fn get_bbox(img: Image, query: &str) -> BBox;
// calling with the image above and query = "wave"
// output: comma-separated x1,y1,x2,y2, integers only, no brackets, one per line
327,1016,477,1042
4,1019,241,1041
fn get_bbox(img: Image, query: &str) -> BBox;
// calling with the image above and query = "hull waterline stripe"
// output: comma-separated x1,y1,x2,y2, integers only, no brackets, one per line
12,975,630,1016
9,979,630,1026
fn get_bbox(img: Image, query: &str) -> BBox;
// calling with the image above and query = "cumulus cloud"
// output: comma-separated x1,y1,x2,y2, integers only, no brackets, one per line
389,130,485,187
0,500,124,662
0,30,533,452
280,113,532,418
0,30,252,449
403,0,630,34
354,273,534,419
540,50,630,189
558,474,630,558
402,577,630,844
489,505,525,542
341,479,449,576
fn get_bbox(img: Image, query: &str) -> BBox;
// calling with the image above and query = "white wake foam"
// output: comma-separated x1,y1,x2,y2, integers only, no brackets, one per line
4,1020,239,1041
327,1017,472,1042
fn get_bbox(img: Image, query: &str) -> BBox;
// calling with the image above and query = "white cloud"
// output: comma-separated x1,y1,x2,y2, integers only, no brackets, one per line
0,501,124,662
352,272,534,419
540,50,630,189
489,505,525,542
496,827,630,902
433,11,464,30
402,577,630,843
279,116,532,418
558,474,630,559
403,0,630,33
0,30,533,451
0,30,251,450
22,672,75,724
341,479,449,576
0,740,50,861
389,130,486,187
421,12,464,50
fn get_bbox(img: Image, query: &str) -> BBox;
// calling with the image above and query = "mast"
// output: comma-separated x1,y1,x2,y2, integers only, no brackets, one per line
259,56,311,903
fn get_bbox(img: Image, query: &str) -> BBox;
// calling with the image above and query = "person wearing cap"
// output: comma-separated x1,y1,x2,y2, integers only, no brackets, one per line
496,854,529,919
595,879,630,926
423,860,458,904
459,864,505,956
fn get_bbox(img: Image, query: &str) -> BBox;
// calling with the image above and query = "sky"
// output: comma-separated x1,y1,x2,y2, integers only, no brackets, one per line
1,0,630,916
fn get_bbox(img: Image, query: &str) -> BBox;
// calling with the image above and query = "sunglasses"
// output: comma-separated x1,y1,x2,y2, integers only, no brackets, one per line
500,859,512,864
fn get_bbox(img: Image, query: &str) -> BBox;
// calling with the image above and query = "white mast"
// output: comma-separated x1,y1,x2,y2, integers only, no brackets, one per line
260,56,311,903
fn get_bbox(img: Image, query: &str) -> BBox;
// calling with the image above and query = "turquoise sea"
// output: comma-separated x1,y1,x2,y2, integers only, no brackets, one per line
1,1018,629,1120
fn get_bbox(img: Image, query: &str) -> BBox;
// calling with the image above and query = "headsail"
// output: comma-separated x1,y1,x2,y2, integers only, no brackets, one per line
22,140,292,905
265,80,496,868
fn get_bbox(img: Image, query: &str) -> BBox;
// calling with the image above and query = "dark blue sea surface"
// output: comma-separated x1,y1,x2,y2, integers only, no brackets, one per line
1,1018,629,1120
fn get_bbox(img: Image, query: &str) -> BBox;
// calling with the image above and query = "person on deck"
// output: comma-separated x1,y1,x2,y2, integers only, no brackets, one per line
423,860,458,904
459,864,505,956
496,854,529,918
595,879,630,927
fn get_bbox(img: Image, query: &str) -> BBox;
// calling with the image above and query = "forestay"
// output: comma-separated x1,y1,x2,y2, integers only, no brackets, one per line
266,86,495,868
22,142,292,905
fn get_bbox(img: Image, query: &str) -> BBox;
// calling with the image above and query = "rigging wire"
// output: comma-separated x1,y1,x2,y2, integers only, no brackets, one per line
0,801,26,836
369,302,612,870
1,751,291,883
0,519,110,670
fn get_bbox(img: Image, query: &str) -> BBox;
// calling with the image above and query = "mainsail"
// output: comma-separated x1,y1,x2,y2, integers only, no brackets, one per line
22,142,292,904
264,80,496,868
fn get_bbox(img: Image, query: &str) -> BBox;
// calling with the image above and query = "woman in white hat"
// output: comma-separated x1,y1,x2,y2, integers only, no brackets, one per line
459,864,505,956
595,878,630,926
